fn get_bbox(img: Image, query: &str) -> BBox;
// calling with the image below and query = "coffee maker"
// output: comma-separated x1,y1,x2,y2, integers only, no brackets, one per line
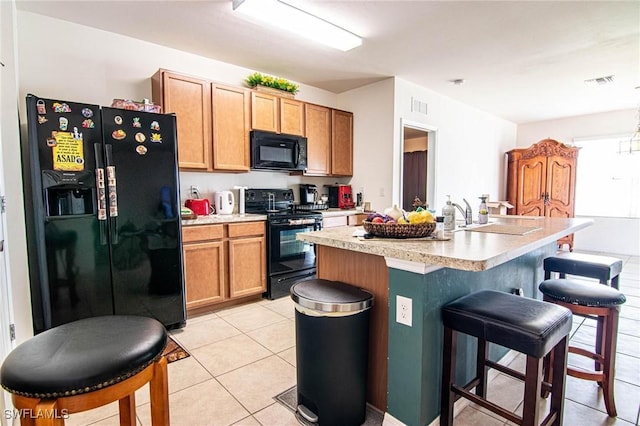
327,184,354,209
299,184,318,205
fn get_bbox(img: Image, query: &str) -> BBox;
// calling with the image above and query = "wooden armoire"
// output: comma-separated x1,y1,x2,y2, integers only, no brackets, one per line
506,139,579,251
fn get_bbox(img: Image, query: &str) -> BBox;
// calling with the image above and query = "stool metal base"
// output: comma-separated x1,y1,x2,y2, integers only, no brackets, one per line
10,357,169,426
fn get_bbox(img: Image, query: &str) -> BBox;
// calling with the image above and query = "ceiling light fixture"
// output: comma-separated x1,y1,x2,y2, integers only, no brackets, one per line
232,0,362,51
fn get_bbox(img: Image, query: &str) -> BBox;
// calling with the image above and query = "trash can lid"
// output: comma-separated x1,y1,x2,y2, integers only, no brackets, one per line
290,279,374,313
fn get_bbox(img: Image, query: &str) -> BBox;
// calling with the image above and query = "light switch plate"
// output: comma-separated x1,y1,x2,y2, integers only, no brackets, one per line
396,295,412,327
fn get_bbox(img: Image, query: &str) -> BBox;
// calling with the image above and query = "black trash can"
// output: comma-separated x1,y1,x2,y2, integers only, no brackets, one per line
291,278,374,426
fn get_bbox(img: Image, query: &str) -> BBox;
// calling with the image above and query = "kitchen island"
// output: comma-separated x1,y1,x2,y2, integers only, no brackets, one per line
297,216,592,426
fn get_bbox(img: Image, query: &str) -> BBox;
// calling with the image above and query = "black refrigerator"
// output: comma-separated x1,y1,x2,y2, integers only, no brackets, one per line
24,94,186,334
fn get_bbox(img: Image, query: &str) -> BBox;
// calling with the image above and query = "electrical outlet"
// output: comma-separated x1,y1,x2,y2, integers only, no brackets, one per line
396,295,412,327
512,288,524,296
379,187,385,197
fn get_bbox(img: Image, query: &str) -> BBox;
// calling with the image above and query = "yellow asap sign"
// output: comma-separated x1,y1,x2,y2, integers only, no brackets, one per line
52,131,85,171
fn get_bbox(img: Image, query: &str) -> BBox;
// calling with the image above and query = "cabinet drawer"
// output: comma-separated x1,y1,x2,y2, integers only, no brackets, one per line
323,216,348,228
182,224,224,243
228,221,265,238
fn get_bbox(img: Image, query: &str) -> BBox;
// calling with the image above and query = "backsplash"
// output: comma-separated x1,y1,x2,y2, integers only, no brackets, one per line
180,170,348,210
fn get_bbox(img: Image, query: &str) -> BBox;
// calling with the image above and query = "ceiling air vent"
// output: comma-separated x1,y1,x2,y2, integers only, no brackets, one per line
584,75,615,86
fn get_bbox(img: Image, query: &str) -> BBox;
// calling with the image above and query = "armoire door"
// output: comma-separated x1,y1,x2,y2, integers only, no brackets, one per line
517,155,546,216
545,155,576,218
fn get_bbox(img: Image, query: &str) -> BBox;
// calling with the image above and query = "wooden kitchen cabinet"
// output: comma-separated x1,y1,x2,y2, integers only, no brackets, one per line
331,109,354,176
212,84,250,171
506,139,579,250
304,104,353,176
152,69,212,170
251,92,279,133
304,103,332,175
153,70,250,172
280,98,305,136
251,92,305,136
182,221,266,313
182,225,225,310
228,222,267,298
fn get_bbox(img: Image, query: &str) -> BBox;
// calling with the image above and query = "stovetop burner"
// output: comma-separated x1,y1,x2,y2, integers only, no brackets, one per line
245,188,323,220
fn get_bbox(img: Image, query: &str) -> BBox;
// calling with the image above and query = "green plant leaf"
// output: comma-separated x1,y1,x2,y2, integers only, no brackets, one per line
245,72,299,94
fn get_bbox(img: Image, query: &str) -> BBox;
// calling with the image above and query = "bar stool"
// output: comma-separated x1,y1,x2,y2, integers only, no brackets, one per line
539,279,626,417
441,290,572,426
544,252,623,372
0,316,169,425
544,252,623,289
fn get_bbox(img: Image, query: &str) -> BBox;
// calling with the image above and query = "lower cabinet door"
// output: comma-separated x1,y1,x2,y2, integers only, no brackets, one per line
183,241,225,309
228,236,266,298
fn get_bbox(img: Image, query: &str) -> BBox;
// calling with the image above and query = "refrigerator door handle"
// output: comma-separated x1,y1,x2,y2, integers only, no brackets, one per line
105,145,119,244
94,142,108,245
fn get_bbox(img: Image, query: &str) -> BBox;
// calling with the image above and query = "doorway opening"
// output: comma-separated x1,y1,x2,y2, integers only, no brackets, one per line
400,120,437,212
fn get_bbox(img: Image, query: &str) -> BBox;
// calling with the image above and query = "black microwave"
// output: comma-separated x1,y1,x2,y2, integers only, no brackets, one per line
250,130,307,172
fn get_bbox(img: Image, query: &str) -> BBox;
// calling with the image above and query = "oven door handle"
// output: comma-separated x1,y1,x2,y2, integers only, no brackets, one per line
270,222,320,228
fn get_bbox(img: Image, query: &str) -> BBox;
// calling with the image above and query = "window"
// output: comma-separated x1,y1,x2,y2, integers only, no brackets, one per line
573,135,640,218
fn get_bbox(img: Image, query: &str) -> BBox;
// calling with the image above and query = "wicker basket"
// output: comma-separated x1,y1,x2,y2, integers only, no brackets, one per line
362,221,436,239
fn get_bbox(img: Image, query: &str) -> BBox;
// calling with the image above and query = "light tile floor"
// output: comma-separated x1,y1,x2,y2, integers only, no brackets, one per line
63,251,639,426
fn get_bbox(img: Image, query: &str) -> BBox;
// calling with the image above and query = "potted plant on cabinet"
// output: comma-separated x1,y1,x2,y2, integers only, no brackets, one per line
245,72,299,98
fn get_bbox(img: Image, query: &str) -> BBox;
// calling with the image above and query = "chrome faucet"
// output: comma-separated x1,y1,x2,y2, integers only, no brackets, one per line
452,198,473,226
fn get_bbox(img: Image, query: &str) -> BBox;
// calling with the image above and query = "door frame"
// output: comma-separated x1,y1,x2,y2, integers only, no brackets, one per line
398,118,438,210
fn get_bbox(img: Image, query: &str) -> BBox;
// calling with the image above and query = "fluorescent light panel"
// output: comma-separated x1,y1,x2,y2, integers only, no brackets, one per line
232,0,362,51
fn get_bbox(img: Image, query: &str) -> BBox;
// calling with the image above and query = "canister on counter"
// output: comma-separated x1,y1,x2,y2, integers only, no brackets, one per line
436,216,445,239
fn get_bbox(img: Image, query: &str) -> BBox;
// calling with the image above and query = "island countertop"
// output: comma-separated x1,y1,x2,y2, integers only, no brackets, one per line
298,216,592,272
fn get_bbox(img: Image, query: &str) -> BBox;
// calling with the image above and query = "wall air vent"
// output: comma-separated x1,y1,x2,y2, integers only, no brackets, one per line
411,97,428,115
584,75,615,86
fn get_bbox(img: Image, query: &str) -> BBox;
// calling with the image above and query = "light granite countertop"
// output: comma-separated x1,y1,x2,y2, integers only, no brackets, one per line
182,213,267,226
297,216,592,272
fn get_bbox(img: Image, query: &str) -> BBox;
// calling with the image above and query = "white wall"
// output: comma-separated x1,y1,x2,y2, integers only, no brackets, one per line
337,79,395,212
516,109,636,147
1,1,33,346
393,78,517,213
517,110,639,256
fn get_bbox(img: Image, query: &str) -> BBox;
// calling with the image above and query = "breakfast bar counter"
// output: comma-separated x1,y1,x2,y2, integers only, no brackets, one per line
297,216,592,425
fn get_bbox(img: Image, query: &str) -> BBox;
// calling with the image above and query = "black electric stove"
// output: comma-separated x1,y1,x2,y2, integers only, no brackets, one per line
245,189,323,299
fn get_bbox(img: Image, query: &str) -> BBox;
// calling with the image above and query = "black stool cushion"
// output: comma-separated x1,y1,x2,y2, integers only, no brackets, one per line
442,290,572,358
539,279,626,307
544,253,622,282
0,316,167,399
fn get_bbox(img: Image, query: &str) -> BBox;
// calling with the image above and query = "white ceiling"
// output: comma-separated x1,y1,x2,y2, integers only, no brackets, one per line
15,0,640,124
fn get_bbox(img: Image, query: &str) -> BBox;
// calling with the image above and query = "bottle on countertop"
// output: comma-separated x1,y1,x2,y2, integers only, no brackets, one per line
478,195,489,224
442,195,456,231
435,216,445,239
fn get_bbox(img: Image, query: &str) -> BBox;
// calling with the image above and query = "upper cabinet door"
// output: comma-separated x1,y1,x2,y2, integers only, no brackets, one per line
250,92,279,133
331,109,353,176
304,104,331,175
152,70,212,170
212,84,250,171
280,98,305,136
